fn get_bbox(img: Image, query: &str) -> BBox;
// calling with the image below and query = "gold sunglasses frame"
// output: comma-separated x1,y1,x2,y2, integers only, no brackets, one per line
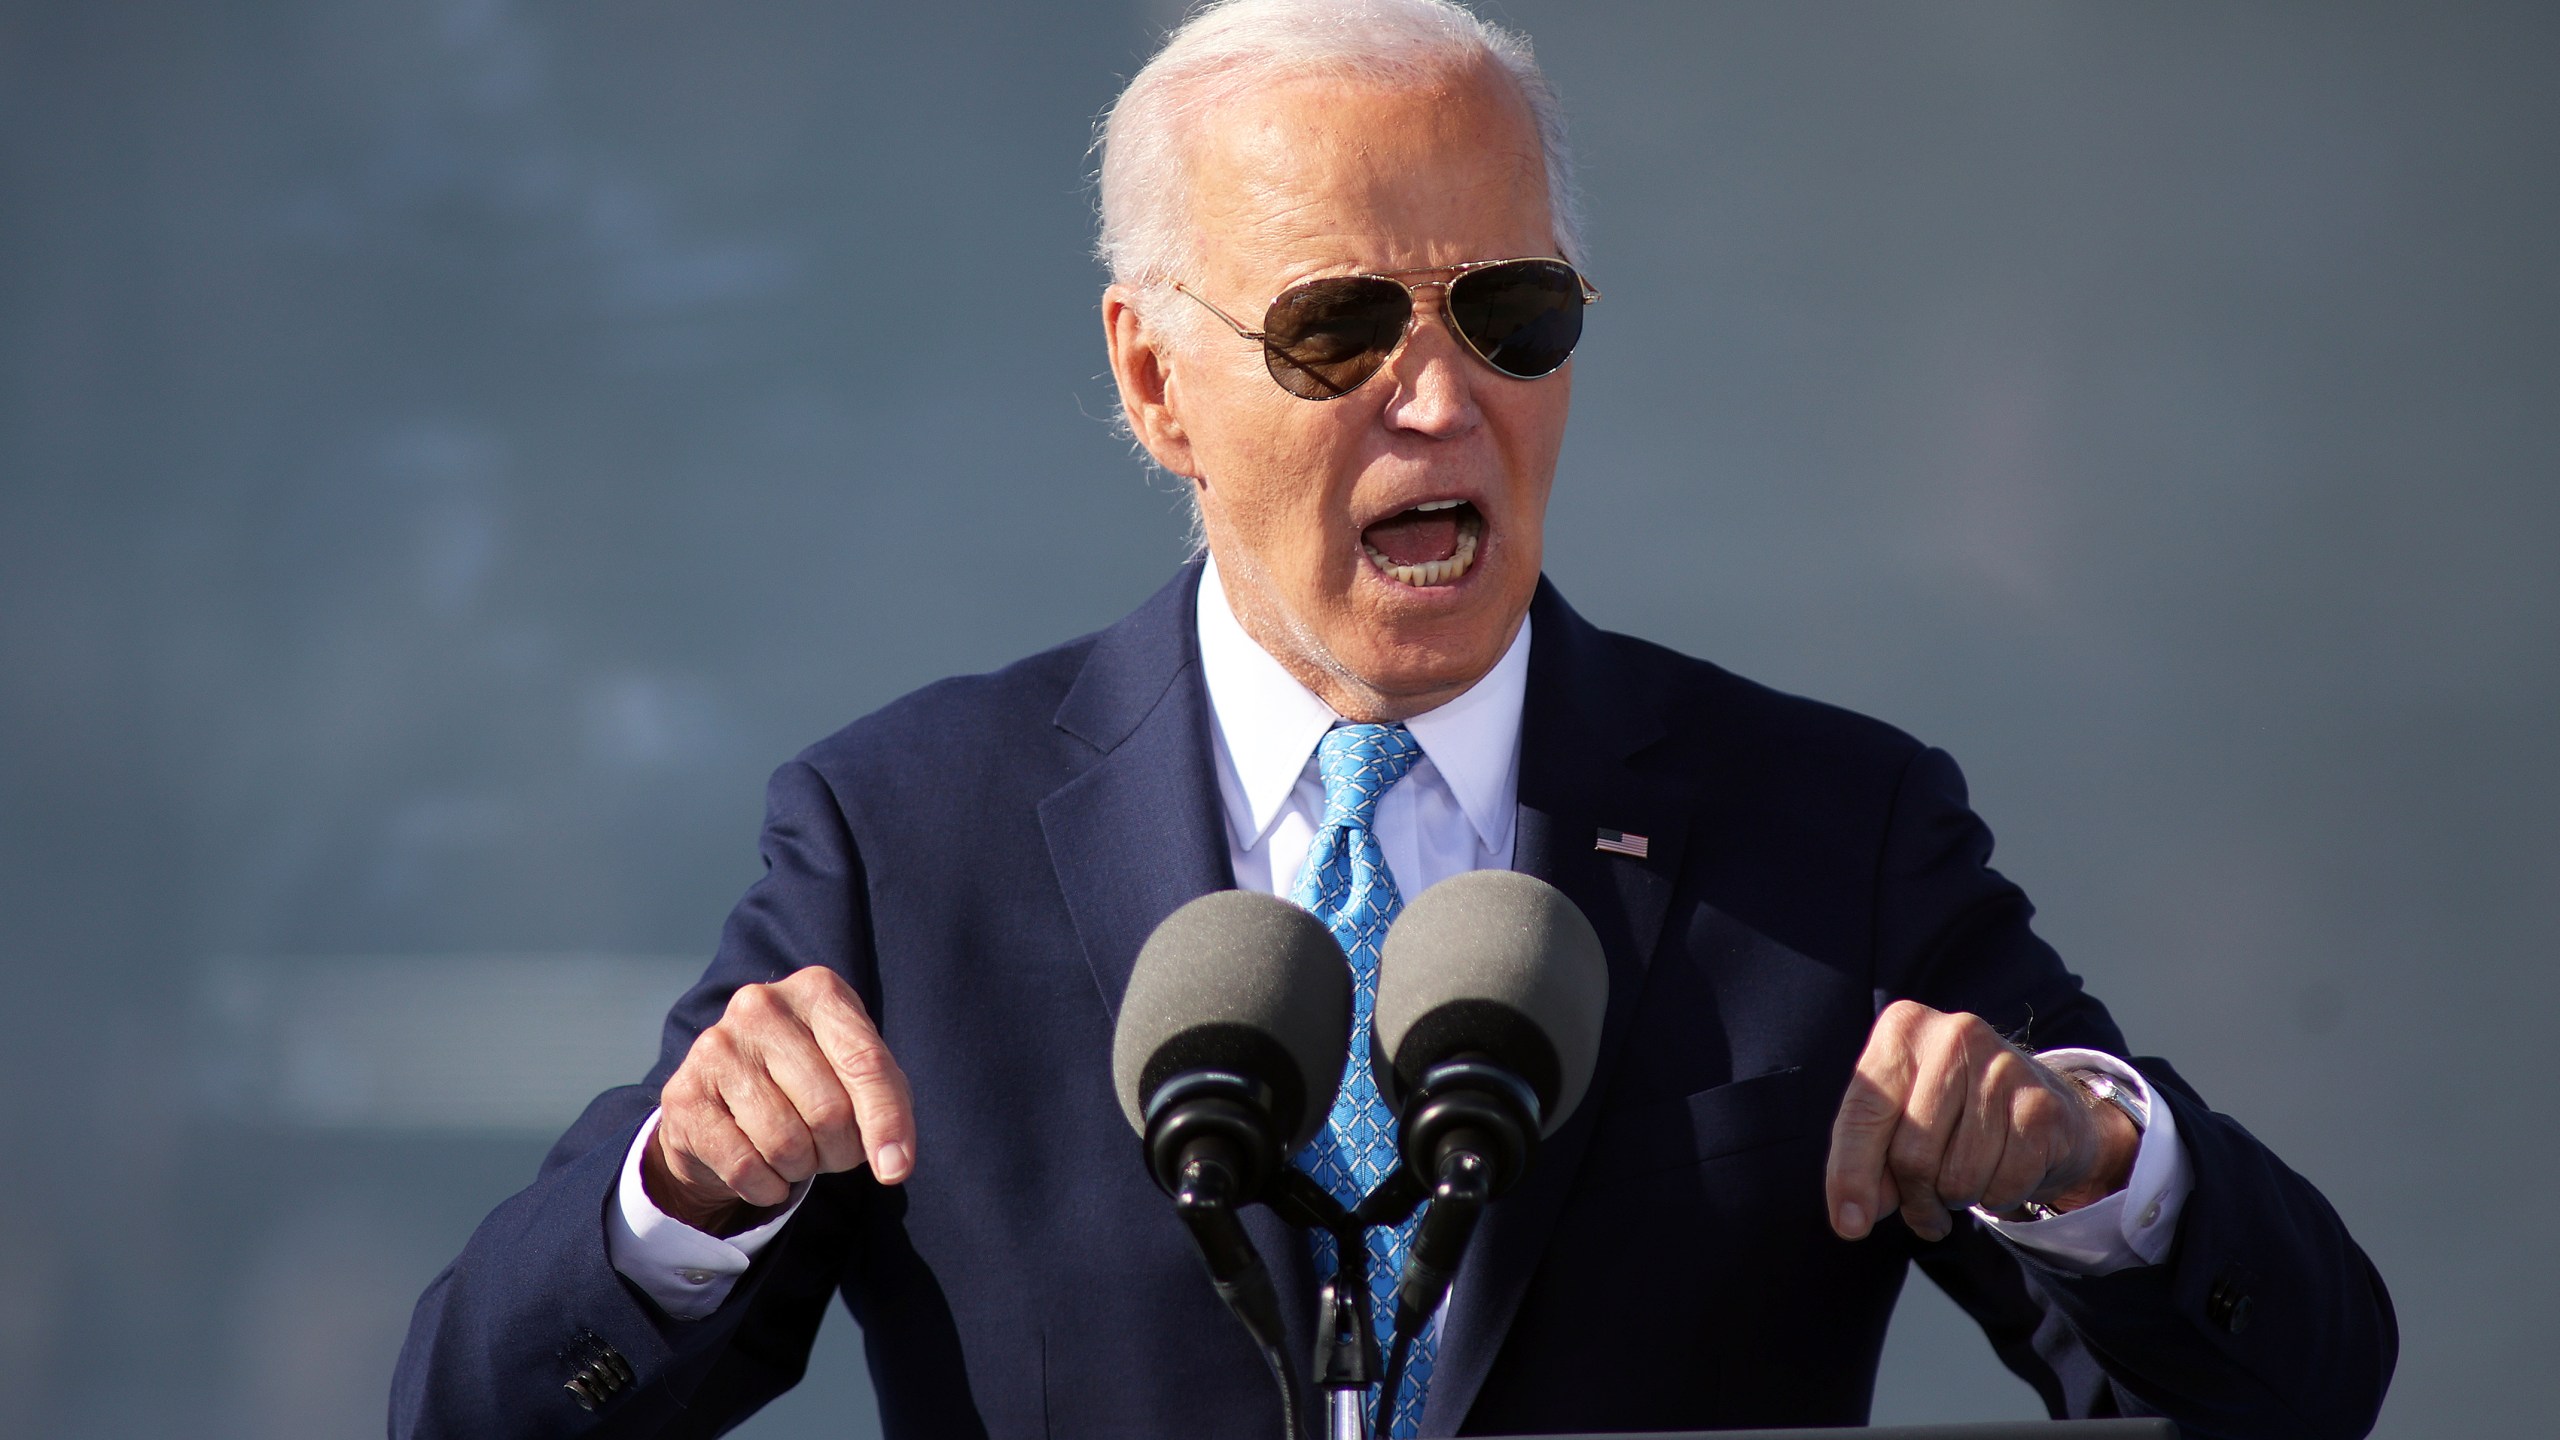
1170,255,1602,400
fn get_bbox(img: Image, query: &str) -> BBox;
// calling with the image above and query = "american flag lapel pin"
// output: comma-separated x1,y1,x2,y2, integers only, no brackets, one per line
1594,828,1650,859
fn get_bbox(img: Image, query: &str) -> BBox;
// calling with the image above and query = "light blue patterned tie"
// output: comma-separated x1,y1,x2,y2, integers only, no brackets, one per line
1290,722,1435,1438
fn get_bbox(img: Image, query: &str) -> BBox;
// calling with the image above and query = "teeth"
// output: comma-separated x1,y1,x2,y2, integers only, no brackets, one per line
1363,525,1480,588
1412,498,1464,512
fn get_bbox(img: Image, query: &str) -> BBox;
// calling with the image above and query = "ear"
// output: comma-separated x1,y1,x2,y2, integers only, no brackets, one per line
1103,285,1199,478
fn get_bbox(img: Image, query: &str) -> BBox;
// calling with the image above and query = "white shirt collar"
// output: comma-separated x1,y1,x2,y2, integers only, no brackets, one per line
1196,556,1528,855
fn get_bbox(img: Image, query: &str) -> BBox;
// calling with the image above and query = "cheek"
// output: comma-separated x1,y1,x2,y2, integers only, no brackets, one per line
1526,372,1574,464
1209,426,1359,544
1489,386,1569,506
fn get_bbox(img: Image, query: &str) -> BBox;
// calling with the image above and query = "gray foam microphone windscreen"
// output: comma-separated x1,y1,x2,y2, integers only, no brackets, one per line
1110,889,1352,1153
1374,870,1608,1136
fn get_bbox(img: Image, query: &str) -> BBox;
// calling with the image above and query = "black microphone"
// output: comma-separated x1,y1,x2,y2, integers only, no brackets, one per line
1364,870,1606,1433
1111,889,1351,1440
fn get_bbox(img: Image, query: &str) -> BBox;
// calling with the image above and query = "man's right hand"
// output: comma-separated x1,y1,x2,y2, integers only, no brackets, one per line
643,965,916,1236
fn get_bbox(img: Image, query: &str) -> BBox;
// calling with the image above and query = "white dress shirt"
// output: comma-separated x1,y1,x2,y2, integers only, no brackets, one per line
608,557,2192,1319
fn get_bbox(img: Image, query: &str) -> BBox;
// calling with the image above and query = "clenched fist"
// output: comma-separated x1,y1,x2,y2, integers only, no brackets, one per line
1826,1000,2138,1243
643,966,917,1236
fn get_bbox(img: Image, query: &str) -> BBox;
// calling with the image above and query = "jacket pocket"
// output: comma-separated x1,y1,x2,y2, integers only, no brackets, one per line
1579,1066,1829,1182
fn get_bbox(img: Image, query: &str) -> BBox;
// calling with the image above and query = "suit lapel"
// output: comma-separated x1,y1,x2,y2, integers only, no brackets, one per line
1422,581,1696,1436
1038,562,1234,1022
1034,561,1321,1363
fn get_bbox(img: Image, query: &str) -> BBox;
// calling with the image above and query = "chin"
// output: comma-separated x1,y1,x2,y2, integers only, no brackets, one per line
1337,603,1520,707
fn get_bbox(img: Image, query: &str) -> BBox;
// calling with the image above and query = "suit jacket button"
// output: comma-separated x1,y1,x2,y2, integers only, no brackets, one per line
2207,1271,2254,1334
562,1330,633,1406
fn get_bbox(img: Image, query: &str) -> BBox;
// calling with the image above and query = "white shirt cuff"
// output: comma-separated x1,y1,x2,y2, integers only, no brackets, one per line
605,1107,811,1320
1973,1048,2194,1276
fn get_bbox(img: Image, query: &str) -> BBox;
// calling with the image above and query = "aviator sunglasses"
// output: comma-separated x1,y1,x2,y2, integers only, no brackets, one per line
1173,256,1600,401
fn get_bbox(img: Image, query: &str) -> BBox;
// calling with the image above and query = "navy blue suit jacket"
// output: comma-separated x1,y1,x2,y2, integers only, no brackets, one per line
392,565,2394,1438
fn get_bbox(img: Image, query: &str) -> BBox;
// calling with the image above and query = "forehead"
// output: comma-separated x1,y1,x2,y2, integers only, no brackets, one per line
1182,61,1553,283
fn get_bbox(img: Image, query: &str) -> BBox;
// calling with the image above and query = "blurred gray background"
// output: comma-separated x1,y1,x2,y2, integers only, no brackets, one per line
2,1,2552,1435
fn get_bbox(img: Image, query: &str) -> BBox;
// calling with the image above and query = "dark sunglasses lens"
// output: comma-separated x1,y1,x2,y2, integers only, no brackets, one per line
1449,260,1585,378
1260,277,1410,399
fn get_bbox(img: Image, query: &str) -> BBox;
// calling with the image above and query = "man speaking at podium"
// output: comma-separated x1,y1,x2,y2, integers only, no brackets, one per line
393,2,2394,1435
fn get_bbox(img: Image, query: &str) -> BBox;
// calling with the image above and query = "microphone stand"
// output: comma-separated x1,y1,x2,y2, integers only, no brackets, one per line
1272,1170,1386,1440
1278,1159,1494,1440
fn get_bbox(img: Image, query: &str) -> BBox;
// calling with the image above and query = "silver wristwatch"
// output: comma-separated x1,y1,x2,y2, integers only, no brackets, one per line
2066,1067,2147,1133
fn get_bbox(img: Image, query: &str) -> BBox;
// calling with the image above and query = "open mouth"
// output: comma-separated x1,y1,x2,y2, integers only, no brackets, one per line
1360,499,1482,588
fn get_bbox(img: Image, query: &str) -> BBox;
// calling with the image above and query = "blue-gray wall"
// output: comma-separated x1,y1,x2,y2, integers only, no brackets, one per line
2,3,2551,1435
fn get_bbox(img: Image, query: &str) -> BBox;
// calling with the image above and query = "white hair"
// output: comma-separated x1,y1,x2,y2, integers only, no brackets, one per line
1095,0,1585,308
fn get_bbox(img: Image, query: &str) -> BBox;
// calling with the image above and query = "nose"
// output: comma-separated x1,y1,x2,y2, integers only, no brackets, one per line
1376,287,1483,439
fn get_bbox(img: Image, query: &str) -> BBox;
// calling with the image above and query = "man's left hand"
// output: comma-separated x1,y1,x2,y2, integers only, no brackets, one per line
1825,1000,2140,1242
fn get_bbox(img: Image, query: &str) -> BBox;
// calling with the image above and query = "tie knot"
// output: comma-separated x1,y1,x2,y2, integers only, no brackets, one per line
1314,723,1422,829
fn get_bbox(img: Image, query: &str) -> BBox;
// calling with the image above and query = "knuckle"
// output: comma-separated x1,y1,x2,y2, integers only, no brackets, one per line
1976,1028,2016,1071
800,1093,856,1136
727,983,783,1023
789,963,860,1006
762,1128,814,1173
1985,1045,2028,1079
1837,1092,1897,1134
710,1151,761,1193
691,1026,745,1075
838,1041,901,1089
747,1122,803,1168
1886,1127,1938,1176
824,988,877,1033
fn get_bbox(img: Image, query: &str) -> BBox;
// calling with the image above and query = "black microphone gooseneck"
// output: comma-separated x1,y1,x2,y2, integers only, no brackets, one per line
1364,871,1609,1439
1112,890,1354,1440
1147,1070,1291,1387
